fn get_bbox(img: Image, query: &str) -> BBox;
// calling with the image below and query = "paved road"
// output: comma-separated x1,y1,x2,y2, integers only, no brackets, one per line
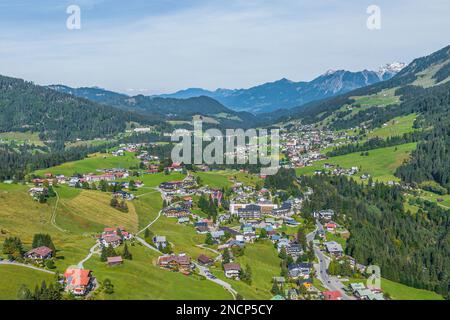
0,260,56,275
77,243,101,268
194,261,237,299
307,221,353,300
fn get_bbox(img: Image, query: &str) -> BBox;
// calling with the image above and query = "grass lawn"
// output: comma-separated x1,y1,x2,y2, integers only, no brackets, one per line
0,265,54,300
296,143,417,182
34,152,139,177
84,243,232,300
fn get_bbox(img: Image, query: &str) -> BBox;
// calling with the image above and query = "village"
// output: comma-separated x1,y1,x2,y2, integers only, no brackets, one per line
6,142,388,300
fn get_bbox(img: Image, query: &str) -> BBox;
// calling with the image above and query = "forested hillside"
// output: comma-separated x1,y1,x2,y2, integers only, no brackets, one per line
0,75,161,143
300,175,449,297
49,86,259,128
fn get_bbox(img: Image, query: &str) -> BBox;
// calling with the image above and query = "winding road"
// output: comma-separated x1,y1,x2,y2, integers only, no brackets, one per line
307,221,353,300
77,243,101,268
0,260,56,275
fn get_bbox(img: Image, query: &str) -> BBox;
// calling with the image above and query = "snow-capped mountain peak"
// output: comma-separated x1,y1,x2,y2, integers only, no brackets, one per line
378,62,406,75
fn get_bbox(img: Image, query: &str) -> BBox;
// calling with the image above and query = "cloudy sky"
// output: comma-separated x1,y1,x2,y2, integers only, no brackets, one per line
0,0,449,94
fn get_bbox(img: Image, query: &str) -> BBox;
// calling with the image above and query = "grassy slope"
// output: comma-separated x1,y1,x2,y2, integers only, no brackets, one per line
381,278,444,300
367,114,417,139
54,187,139,234
296,143,417,182
211,241,281,300
0,131,44,146
85,244,232,300
34,152,139,176
0,265,54,300
194,171,262,189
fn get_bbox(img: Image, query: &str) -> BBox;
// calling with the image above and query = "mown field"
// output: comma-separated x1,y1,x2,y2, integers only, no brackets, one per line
85,243,232,300
0,265,54,300
296,143,417,182
34,152,139,177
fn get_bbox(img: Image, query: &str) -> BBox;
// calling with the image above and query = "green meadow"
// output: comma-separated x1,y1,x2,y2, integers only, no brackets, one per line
381,278,444,300
193,170,262,189
85,244,232,300
367,114,418,139
34,152,139,176
296,143,417,182
0,265,54,300
211,241,281,300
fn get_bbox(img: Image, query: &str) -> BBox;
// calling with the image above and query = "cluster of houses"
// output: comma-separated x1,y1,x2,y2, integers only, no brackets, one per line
348,282,385,300
157,253,193,275
98,227,133,248
280,125,346,168
314,164,359,177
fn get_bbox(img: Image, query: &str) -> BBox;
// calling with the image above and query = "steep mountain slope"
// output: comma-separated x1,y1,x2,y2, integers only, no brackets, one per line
280,45,450,126
0,75,161,144
157,65,404,113
48,86,259,128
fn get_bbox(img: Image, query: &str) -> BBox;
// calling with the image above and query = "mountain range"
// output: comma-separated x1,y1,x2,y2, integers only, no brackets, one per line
49,63,405,116
156,63,406,113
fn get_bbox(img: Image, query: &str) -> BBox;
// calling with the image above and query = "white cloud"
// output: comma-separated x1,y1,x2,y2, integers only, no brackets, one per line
0,0,448,93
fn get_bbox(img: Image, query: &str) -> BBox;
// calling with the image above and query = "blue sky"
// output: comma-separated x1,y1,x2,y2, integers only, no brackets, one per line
0,0,449,94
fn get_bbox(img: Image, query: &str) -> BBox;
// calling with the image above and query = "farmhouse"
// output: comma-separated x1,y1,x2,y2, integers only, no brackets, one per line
164,207,191,218
158,253,192,274
64,268,93,296
197,254,213,266
153,235,167,249
28,187,48,200
223,263,241,279
24,246,53,260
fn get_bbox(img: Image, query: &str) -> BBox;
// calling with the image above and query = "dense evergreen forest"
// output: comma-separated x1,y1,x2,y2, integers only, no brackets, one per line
395,83,450,190
0,75,160,143
0,142,116,181
298,175,450,297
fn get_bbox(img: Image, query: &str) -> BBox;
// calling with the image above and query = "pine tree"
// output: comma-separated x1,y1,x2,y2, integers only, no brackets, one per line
122,243,132,260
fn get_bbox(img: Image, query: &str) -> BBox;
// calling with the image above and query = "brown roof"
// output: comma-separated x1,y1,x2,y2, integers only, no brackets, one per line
197,254,212,264
107,256,123,264
26,246,53,257
223,263,241,272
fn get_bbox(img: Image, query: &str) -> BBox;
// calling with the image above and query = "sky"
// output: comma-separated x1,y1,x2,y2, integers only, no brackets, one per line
0,0,449,94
